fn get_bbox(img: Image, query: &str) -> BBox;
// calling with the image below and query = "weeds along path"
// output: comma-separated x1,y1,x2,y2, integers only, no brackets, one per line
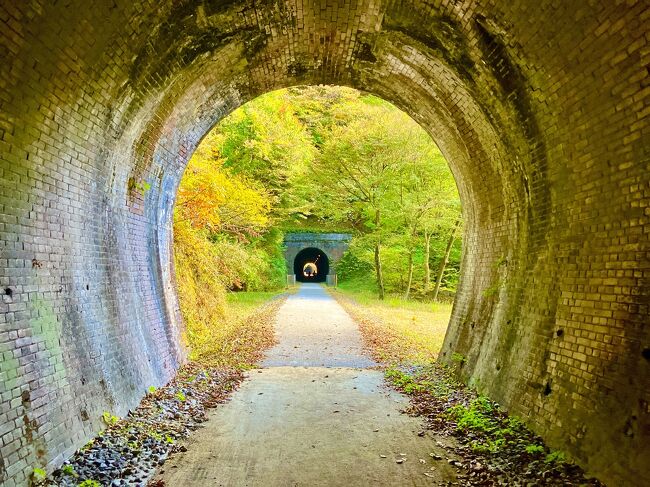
155,283,457,486
328,290,604,486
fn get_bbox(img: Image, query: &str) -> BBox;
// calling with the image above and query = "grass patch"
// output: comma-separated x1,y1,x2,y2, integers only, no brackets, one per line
331,284,452,365
225,291,282,316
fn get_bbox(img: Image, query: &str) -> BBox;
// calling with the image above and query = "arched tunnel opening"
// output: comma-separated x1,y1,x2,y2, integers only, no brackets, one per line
0,2,647,485
293,248,329,283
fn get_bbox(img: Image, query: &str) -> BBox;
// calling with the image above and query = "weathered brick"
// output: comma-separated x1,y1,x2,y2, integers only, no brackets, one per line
0,1,648,486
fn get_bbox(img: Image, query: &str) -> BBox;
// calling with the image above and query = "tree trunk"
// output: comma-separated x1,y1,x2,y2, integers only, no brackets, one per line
374,243,385,300
423,230,431,293
374,208,385,300
432,218,461,302
404,250,414,300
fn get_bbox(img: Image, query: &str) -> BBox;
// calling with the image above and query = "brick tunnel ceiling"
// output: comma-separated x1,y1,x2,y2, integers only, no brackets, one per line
0,1,648,486
294,248,329,283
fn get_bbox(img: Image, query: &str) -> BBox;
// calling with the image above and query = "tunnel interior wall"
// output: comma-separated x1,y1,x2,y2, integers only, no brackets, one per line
0,1,648,486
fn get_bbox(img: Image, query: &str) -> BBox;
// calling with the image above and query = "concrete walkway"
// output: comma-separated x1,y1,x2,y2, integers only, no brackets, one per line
157,284,456,486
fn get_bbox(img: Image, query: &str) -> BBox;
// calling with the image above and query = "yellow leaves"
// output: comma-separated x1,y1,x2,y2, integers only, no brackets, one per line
173,215,279,366
172,140,280,362
175,150,271,239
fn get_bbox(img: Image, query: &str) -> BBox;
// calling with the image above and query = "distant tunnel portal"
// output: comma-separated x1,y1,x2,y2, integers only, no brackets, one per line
294,248,329,283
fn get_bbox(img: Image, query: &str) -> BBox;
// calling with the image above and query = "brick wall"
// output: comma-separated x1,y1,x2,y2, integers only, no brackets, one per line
283,233,351,274
0,1,647,485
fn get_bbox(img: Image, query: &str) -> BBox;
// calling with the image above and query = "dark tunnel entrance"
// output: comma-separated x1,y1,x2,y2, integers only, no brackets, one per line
294,248,329,283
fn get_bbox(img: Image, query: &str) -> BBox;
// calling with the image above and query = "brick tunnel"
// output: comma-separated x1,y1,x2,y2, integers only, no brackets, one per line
294,248,329,283
0,1,648,485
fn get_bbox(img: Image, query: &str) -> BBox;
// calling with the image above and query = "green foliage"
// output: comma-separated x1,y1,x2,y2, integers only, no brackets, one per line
175,85,462,361
380,360,571,470
127,177,151,194
176,147,271,236
336,248,374,282
101,411,119,426
31,467,46,484
199,86,460,300
470,437,506,453
444,397,542,456
447,397,496,433
451,352,466,364
147,386,156,394
175,391,186,402
506,416,525,430
77,480,101,487
377,356,464,398
301,95,460,298
384,366,459,398
545,450,566,463
79,440,93,452
279,221,351,234
61,465,76,476
525,444,545,455
385,367,425,394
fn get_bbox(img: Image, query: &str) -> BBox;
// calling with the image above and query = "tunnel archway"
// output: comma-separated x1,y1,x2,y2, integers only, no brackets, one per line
293,248,330,283
1,2,648,485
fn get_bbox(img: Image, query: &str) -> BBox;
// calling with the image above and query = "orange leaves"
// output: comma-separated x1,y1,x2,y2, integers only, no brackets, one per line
175,153,271,240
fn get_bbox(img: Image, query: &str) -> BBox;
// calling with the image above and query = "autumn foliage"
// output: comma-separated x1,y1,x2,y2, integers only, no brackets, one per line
175,153,270,237
173,134,282,362
173,85,462,359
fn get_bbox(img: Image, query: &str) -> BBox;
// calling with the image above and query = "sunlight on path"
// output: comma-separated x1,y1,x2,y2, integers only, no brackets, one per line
262,284,376,368
157,284,457,486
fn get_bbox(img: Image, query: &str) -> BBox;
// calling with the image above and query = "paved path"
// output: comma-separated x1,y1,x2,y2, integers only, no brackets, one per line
157,284,456,486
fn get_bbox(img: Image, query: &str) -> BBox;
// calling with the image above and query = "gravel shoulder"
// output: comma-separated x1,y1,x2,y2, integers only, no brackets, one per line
44,296,286,487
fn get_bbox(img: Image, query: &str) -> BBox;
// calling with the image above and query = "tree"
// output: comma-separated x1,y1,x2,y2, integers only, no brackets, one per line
175,148,271,241
380,129,461,299
432,218,462,302
309,103,427,298
211,90,318,222
175,85,463,301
